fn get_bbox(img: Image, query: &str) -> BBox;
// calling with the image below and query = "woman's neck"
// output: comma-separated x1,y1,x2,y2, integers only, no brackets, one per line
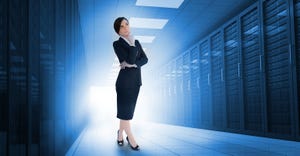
120,35,129,39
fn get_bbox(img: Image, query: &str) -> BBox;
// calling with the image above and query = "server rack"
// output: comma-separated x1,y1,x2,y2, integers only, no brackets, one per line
190,46,201,127
40,0,56,154
157,0,300,141
28,0,41,154
224,21,241,130
199,40,212,127
263,0,293,137
0,0,8,154
240,5,264,133
54,0,67,154
170,60,177,124
164,63,168,123
160,65,170,123
8,0,30,155
0,0,88,155
176,56,184,125
164,63,171,124
183,51,191,126
210,31,226,129
160,68,168,123
294,0,300,139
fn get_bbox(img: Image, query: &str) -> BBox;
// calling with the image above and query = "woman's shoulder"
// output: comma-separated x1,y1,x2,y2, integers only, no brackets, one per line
113,39,122,47
114,38,133,48
113,38,120,43
134,40,141,46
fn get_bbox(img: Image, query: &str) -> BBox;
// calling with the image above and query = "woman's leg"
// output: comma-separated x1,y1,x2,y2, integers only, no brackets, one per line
119,119,138,146
118,120,124,141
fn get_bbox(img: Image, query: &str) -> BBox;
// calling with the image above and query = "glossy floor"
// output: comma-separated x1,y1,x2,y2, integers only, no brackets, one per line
67,121,300,156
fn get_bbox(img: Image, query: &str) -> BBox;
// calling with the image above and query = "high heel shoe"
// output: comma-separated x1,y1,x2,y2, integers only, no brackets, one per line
117,130,124,146
126,136,140,151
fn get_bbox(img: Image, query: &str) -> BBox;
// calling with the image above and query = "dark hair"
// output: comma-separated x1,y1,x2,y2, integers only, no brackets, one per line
113,17,128,34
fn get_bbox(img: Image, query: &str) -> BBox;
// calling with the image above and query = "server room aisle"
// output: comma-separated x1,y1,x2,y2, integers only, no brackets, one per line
66,122,300,156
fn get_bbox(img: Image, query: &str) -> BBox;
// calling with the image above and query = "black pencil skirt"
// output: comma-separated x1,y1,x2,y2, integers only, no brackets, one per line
116,87,140,120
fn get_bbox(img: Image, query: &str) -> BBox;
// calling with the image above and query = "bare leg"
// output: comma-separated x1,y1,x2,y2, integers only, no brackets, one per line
119,119,138,147
118,120,124,141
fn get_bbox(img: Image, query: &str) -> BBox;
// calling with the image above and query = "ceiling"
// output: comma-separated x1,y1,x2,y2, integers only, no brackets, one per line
78,0,257,85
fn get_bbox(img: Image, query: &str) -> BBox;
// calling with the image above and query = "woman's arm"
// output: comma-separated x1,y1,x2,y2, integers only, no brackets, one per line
113,41,138,69
113,41,126,63
120,61,137,69
135,40,148,68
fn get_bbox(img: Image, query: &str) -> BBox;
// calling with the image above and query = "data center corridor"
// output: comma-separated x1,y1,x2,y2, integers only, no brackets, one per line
1,0,300,155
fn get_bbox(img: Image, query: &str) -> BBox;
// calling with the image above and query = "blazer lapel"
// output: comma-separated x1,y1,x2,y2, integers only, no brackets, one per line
119,37,131,47
119,37,140,57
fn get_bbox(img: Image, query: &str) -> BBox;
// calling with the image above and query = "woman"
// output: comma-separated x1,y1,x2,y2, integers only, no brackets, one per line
113,17,148,151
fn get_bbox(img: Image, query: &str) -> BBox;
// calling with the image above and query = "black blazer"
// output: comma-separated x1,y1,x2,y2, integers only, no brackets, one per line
113,37,148,88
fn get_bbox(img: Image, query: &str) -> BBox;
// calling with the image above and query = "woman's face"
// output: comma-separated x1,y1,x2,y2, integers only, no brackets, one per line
118,19,130,37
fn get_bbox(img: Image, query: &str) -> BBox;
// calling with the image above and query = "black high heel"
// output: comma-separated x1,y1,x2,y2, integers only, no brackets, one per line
117,130,124,146
126,136,140,151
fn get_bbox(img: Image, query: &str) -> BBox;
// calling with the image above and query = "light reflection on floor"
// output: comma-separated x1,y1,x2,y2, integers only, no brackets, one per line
67,121,300,156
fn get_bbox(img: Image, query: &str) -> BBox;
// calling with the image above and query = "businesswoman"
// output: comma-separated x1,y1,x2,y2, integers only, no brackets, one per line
113,17,148,151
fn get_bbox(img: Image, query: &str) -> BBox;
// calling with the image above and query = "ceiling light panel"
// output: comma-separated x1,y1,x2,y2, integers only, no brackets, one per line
130,17,168,29
134,35,156,43
136,0,184,8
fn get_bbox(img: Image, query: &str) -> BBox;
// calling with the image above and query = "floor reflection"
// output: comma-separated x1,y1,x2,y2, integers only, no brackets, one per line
67,121,300,156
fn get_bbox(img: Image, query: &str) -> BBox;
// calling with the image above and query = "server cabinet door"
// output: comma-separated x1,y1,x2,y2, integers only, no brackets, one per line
190,47,201,127
224,21,241,130
263,0,292,135
241,7,263,132
211,32,226,129
199,40,212,127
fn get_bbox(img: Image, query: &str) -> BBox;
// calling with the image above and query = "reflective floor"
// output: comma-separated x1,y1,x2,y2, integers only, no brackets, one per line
67,121,300,156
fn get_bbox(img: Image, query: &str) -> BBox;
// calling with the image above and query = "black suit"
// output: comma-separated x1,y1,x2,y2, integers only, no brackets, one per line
113,37,148,120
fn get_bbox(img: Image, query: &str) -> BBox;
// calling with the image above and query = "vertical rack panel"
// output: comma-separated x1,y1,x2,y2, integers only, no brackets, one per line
263,0,292,135
190,46,201,127
28,0,41,154
241,6,263,132
54,0,66,154
294,0,300,138
183,51,191,126
40,0,55,154
170,60,177,124
0,0,8,155
211,32,226,129
165,64,172,124
199,40,211,127
224,21,241,130
8,0,29,155
176,56,184,125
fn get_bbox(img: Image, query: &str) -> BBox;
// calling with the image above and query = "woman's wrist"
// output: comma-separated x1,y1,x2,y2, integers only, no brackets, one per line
128,64,137,68
120,61,137,68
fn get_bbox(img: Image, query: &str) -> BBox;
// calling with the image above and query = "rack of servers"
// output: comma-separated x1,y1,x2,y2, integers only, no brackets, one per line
156,0,300,141
0,0,88,155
